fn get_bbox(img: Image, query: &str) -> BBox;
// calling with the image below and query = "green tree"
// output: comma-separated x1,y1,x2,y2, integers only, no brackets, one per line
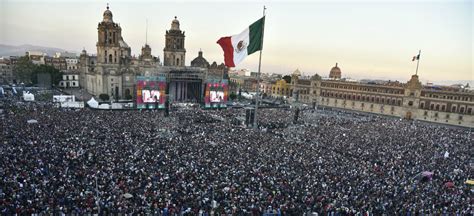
13,56,36,84
124,94,133,100
32,65,63,86
99,93,110,101
229,92,237,101
282,75,292,84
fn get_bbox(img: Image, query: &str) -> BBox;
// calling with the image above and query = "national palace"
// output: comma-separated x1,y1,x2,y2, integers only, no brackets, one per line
260,64,473,127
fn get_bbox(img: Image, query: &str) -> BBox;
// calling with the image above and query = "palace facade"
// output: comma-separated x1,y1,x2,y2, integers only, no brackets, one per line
262,64,473,127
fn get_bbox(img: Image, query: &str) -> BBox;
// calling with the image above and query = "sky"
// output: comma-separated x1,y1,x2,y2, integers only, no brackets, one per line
0,0,472,83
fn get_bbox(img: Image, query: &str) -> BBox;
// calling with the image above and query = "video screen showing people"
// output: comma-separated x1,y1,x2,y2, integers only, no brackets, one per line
142,90,160,103
210,91,224,102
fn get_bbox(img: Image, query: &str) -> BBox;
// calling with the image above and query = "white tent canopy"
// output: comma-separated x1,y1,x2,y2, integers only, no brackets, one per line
23,91,35,101
87,97,99,108
27,119,38,124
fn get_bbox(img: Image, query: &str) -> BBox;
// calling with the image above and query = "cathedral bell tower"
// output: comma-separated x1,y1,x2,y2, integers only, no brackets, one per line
97,4,130,65
163,16,186,67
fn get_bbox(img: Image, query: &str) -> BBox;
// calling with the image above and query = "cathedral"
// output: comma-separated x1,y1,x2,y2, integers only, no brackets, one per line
79,5,227,102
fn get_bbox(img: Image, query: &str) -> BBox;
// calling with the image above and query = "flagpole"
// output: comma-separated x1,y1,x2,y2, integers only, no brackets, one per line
415,50,421,75
253,6,266,129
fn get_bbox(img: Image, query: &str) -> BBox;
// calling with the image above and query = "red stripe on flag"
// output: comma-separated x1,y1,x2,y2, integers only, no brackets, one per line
217,37,235,67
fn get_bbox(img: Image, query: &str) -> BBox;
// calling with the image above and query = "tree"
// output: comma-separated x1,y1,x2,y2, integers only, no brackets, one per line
32,65,63,86
282,75,292,84
13,56,35,84
229,92,237,101
99,93,110,101
124,93,133,100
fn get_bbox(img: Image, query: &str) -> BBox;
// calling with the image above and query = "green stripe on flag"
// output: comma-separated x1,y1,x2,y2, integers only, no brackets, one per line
247,17,265,55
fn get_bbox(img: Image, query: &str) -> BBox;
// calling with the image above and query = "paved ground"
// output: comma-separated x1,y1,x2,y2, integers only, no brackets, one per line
61,88,94,101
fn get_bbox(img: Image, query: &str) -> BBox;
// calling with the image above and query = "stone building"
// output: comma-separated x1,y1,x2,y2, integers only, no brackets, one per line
329,63,342,79
44,56,67,71
59,73,79,88
163,17,186,67
271,79,291,98
0,59,13,84
26,51,46,65
79,5,227,102
270,64,474,127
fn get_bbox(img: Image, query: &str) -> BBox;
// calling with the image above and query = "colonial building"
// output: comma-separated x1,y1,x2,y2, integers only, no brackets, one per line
328,63,341,79
163,17,186,67
0,59,13,84
59,73,79,88
26,51,46,65
79,5,227,102
271,79,291,98
275,65,474,127
44,56,67,71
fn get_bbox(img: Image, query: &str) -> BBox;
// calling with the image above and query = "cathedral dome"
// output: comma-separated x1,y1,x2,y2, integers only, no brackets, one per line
191,50,210,68
103,5,113,23
292,69,301,76
171,16,180,30
329,63,342,79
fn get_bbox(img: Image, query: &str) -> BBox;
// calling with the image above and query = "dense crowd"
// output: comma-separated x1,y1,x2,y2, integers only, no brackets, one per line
1,98,472,215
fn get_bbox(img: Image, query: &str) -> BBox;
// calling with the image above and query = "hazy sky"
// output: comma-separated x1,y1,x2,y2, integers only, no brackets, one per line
0,0,472,83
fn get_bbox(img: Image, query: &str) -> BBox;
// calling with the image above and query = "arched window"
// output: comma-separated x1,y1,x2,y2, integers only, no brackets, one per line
435,104,440,110
109,54,113,63
460,107,465,113
451,106,457,112
430,104,435,110
176,58,180,66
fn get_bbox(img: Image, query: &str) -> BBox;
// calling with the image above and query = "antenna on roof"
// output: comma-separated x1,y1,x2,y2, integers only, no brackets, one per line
145,18,148,45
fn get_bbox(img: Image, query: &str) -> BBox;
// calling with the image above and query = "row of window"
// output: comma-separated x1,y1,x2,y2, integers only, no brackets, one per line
60,81,78,87
64,75,78,81
104,31,117,45
321,83,404,94
419,102,472,114
423,111,464,120
166,38,184,49
322,98,397,111
321,91,403,106
421,92,472,102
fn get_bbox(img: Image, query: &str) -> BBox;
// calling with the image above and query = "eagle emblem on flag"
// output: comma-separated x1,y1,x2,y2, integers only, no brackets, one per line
235,40,247,53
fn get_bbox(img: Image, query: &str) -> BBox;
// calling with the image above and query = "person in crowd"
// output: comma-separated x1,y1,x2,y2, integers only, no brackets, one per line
0,98,471,215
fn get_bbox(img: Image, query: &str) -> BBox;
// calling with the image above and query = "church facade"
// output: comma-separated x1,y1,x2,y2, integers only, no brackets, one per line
79,5,227,102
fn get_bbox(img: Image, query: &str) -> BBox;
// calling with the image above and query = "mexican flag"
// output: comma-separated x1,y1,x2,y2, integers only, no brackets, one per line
217,17,265,67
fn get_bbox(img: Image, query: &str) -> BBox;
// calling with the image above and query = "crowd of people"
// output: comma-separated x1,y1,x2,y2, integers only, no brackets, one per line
1,98,472,215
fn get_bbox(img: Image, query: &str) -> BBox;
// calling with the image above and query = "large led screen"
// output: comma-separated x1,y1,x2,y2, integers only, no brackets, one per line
136,76,166,109
205,79,228,108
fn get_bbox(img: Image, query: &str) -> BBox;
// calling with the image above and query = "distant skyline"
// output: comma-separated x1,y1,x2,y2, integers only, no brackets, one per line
0,0,472,83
